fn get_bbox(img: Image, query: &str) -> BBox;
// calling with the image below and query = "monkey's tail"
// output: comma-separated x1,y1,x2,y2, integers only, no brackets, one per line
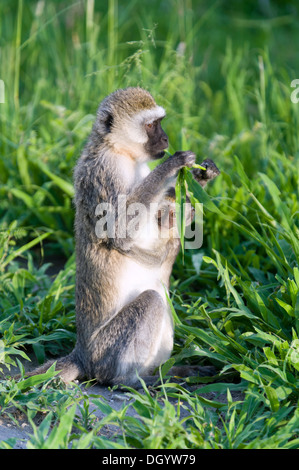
21,350,83,383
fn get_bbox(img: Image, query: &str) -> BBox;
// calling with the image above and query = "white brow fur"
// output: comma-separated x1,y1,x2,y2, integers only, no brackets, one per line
125,106,166,144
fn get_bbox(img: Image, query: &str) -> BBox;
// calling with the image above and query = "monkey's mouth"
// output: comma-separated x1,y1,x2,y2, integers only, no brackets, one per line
152,150,166,160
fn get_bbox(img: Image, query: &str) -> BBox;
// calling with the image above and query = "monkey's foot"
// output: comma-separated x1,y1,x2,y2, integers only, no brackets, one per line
170,364,217,378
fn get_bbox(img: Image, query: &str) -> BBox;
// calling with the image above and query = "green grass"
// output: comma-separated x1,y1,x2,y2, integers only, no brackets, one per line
0,0,298,449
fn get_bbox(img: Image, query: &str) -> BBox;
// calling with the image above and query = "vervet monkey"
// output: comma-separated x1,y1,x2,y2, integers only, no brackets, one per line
26,88,220,386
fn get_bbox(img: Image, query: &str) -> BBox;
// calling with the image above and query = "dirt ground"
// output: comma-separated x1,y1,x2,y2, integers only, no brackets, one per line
0,356,244,449
0,381,144,448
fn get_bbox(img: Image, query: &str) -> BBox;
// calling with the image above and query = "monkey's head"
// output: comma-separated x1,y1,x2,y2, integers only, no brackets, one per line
94,87,169,161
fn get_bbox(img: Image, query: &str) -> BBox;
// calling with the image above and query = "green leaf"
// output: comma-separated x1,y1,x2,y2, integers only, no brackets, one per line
233,155,251,190
164,287,182,325
17,363,58,391
17,145,31,187
160,357,176,378
1,232,52,269
264,385,280,412
275,298,294,316
31,159,74,197
263,347,278,366
193,163,207,170
45,405,77,448
258,172,292,230
230,364,261,385
185,171,223,215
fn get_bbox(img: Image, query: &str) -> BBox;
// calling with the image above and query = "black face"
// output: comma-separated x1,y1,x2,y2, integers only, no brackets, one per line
144,119,169,159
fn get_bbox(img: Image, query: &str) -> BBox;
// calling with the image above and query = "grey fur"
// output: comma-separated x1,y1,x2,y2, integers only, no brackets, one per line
25,88,220,386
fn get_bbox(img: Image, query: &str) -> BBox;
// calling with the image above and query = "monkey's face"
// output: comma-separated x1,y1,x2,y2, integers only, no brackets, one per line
95,88,168,161
144,118,169,160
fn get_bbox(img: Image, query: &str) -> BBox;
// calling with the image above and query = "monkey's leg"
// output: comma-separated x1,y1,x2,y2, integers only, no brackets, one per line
168,364,217,378
139,365,217,388
89,289,173,386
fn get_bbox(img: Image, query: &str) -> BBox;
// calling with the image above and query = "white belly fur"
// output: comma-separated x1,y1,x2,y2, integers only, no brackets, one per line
117,256,167,309
116,256,174,376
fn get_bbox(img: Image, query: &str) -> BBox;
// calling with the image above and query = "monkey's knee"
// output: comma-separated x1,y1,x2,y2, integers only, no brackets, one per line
129,289,169,352
90,289,171,384
136,289,166,315
132,290,174,374
115,289,173,382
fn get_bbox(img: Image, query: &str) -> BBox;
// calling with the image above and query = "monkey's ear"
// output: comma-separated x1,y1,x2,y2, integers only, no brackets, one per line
102,112,114,133
95,109,114,135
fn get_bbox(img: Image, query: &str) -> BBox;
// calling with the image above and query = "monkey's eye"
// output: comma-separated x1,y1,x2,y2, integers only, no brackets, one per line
146,120,158,131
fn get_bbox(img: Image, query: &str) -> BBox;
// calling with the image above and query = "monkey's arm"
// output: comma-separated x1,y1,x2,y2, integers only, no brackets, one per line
127,151,195,205
108,151,195,256
192,158,220,187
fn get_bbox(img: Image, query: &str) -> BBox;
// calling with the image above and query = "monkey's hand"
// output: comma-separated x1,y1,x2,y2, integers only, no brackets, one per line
127,151,195,215
170,150,196,170
126,150,196,207
192,158,220,188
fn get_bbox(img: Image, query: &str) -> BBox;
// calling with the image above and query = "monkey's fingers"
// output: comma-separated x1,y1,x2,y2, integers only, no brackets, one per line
171,150,196,169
